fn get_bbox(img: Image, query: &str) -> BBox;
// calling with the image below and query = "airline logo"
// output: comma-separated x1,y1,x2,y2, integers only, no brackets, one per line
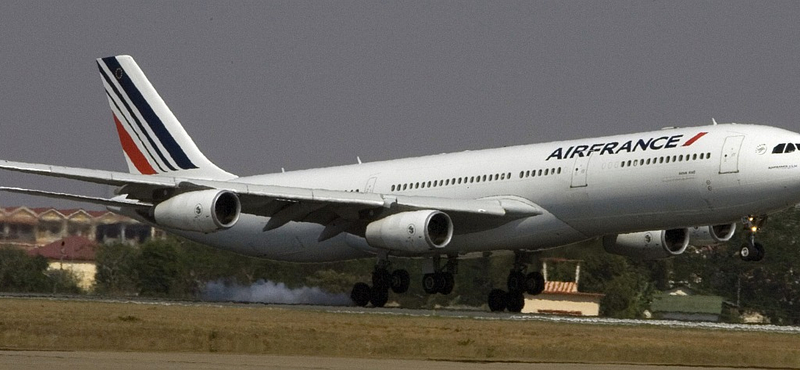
546,132,708,161
97,56,197,175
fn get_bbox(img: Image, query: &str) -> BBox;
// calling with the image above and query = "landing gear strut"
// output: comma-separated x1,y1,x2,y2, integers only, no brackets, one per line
488,251,545,313
350,258,410,307
422,255,457,295
740,215,767,262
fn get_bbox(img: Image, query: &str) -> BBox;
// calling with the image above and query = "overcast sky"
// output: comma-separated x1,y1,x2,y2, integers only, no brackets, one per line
2,1,800,208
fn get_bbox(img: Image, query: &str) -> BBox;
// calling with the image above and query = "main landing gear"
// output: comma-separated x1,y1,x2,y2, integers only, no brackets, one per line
740,215,767,262
350,254,458,307
422,255,457,295
350,258,410,308
488,252,545,313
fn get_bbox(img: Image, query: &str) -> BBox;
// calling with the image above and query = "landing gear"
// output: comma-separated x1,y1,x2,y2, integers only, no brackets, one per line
740,215,767,262
350,258,410,307
422,255,458,295
487,251,545,313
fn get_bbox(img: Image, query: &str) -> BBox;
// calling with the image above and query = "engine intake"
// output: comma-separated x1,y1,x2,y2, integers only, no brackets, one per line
603,228,690,260
689,223,736,245
365,210,453,253
153,189,241,233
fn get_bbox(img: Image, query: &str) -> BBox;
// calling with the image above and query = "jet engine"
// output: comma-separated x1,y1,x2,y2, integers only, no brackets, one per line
602,228,690,260
689,223,736,245
365,210,453,253
153,189,241,233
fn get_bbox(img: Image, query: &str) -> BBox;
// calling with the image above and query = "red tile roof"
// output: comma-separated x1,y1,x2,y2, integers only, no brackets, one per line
27,236,97,261
544,281,579,294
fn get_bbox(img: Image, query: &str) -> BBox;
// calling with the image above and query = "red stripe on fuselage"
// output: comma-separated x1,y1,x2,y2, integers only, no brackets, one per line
682,132,708,147
113,114,157,175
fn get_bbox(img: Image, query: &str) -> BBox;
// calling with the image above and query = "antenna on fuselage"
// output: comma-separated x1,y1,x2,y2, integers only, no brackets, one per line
712,118,718,125
357,156,362,165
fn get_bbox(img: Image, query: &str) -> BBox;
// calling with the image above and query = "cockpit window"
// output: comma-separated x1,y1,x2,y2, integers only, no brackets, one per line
773,143,786,154
786,143,796,153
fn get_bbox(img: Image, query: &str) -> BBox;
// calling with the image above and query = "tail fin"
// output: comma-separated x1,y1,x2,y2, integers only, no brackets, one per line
96,55,236,180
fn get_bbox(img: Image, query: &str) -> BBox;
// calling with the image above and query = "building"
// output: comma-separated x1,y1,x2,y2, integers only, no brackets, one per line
27,235,98,290
522,258,604,316
0,206,162,249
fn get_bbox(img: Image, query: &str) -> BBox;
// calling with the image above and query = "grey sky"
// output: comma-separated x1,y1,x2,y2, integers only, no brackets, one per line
2,1,800,208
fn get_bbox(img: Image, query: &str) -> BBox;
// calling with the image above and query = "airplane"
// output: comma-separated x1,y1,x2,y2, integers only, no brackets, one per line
2,55,799,312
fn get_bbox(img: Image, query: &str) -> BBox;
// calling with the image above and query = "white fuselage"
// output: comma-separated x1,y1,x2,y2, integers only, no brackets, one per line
168,124,800,262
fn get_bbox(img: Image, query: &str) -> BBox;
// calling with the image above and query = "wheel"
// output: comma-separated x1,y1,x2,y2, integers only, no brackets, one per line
370,286,389,308
350,282,371,307
506,291,525,313
390,269,410,294
488,289,507,312
525,271,545,295
507,271,525,293
372,268,392,291
740,243,752,261
439,272,455,295
422,273,438,294
752,242,765,262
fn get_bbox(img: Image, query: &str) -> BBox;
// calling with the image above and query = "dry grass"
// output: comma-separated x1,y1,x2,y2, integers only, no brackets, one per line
0,298,798,368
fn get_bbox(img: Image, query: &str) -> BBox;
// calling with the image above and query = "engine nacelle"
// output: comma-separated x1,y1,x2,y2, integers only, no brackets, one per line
153,189,241,233
689,223,736,245
365,210,453,253
603,228,690,260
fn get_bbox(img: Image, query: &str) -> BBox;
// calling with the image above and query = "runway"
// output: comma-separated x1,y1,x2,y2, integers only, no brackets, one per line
0,351,758,370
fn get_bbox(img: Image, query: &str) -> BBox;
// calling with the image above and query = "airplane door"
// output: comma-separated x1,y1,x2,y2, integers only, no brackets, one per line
364,177,377,193
719,135,745,174
570,155,591,188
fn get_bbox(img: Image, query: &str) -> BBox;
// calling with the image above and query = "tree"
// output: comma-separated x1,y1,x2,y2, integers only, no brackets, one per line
94,242,140,294
0,246,81,293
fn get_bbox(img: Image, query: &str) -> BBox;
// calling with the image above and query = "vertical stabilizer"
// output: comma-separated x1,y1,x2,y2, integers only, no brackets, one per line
96,55,236,180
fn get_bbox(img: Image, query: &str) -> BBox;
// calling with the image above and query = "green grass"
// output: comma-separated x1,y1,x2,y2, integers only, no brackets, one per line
0,298,798,368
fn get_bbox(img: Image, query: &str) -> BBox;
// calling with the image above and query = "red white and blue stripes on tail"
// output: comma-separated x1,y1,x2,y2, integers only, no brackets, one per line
96,55,236,180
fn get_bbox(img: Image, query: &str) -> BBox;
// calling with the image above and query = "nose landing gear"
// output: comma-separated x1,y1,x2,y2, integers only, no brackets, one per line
740,215,767,262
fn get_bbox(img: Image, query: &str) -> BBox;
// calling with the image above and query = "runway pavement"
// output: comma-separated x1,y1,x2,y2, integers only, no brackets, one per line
0,351,761,370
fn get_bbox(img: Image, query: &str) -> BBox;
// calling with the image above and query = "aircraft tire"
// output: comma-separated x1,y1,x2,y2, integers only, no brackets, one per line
422,273,438,294
370,286,389,308
752,242,765,262
739,243,752,261
390,269,410,294
440,272,455,295
488,289,507,312
506,291,525,313
351,282,371,307
525,271,545,295
372,268,392,291
507,271,525,292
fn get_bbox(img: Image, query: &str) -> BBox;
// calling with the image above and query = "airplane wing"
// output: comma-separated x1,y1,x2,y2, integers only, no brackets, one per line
0,160,542,237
